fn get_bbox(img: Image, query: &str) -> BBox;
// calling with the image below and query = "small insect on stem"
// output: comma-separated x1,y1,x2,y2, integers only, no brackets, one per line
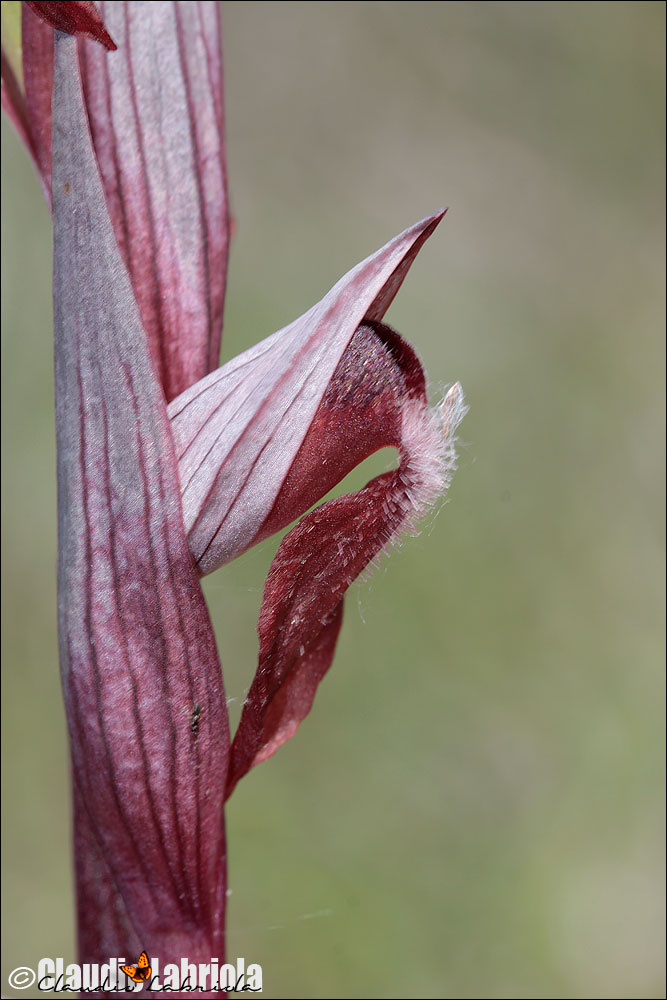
191,703,202,737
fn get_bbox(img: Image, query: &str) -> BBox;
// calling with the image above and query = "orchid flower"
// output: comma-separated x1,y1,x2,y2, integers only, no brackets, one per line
2,0,465,983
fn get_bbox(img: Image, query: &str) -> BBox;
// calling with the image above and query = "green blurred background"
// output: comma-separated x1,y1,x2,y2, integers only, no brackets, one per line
1,2,665,997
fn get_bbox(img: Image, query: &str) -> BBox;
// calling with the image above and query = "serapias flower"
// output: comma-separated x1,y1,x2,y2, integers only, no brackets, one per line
2,0,465,978
166,218,466,795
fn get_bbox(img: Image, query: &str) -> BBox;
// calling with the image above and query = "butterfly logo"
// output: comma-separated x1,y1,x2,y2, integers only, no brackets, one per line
121,951,152,985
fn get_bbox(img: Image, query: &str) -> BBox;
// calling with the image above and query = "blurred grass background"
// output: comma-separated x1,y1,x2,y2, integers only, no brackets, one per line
1,2,665,997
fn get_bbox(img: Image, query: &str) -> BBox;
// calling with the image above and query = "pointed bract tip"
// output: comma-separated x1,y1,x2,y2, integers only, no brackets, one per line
425,207,448,227
419,206,448,232
397,207,447,245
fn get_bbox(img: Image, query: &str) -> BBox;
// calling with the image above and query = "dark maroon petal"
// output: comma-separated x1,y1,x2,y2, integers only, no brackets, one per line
25,1,117,50
228,605,344,791
225,322,465,796
79,1,230,400
168,211,446,576
252,322,426,545
53,32,228,961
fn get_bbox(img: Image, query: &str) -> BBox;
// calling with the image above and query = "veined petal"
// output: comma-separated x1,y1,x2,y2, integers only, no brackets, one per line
79,0,230,399
53,32,228,963
2,0,229,400
225,322,466,796
168,211,446,576
72,782,142,969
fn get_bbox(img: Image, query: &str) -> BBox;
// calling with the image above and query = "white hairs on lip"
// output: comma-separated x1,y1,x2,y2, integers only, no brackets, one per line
439,381,468,485
399,381,467,526
359,382,467,584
